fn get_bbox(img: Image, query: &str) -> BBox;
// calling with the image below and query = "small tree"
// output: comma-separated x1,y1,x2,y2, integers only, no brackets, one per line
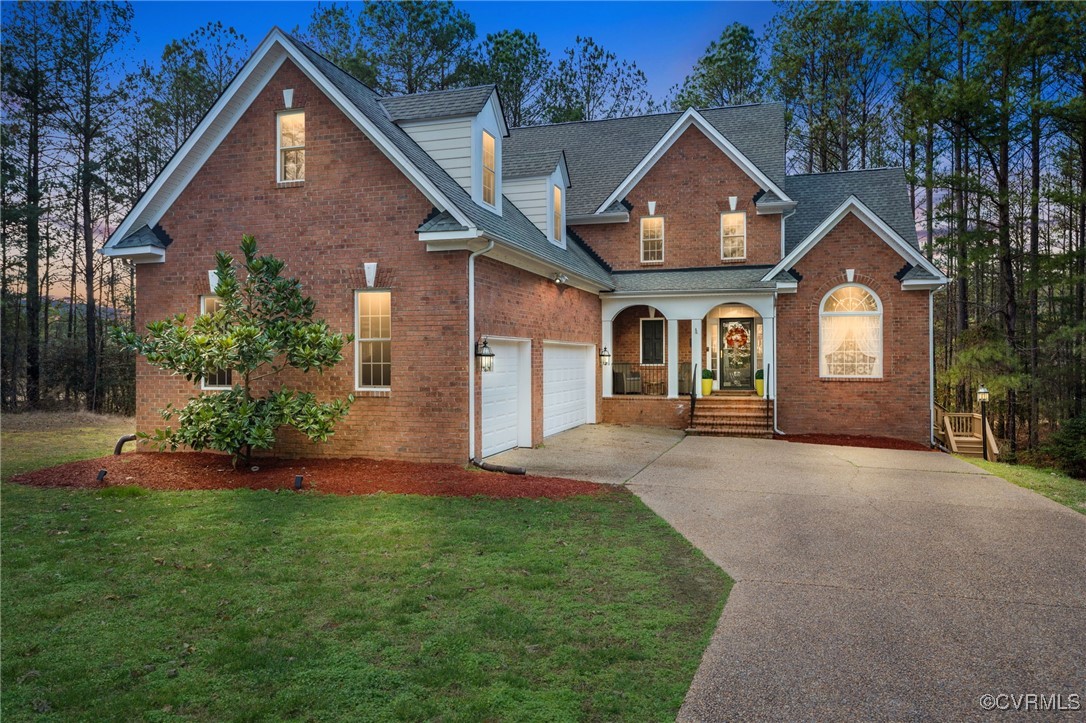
115,235,353,466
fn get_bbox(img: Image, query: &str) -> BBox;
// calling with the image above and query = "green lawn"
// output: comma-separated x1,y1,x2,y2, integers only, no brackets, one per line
1,416,730,721
963,457,1086,514
2,412,135,479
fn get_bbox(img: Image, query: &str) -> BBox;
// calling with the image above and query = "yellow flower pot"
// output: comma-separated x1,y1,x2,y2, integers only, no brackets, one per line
755,379,764,397
701,379,714,396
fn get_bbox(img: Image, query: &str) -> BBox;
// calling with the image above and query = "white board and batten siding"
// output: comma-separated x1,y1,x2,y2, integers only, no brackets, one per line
542,342,595,437
400,117,473,192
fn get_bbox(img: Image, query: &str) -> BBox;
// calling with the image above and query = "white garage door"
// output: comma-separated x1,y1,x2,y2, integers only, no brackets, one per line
543,343,591,437
481,340,522,457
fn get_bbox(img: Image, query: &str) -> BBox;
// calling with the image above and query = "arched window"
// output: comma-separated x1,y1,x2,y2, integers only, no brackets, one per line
819,285,882,378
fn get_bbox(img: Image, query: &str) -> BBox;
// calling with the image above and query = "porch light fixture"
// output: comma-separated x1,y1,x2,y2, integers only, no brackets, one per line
599,347,612,366
475,337,495,372
976,385,989,403
553,273,568,285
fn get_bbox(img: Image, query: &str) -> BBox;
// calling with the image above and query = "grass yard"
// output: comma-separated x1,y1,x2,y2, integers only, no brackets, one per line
963,457,1086,515
2,412,135,480
1,416,730,721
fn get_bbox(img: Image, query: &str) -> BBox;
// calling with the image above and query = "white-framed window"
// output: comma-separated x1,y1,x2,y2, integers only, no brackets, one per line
552,185,563,244
356,290,391,390
481,130,496,206
277,110,305,182
720,211,746,260
640,317,665,365
199,295,233,390
819,284,883,378
641,216,664,263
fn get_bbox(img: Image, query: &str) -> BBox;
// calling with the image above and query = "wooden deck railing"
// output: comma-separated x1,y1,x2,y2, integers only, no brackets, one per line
935,404,1000,461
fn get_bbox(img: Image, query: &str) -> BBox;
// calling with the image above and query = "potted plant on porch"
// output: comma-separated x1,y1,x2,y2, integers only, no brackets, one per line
755,369,764,397
701,368,715,396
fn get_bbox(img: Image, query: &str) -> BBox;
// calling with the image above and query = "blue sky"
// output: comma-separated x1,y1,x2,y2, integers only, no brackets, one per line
128,1,779,98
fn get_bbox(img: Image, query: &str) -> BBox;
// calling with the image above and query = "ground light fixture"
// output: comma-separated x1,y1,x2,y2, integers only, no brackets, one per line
977,385,990,461
294,475,303,490
475,337,495,372
599,347,612,366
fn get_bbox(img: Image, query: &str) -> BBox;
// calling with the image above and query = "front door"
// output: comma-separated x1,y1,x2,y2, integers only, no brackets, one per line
719,319,754,390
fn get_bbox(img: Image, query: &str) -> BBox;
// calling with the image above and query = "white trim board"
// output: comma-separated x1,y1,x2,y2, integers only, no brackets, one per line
103,28,473,257
594,108,792,215
762,195,949,286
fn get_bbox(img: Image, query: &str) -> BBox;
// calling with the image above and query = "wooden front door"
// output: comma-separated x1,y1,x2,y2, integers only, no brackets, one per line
719,319,754,390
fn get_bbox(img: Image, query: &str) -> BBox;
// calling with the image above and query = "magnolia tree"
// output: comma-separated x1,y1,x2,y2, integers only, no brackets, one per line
115,235,354,466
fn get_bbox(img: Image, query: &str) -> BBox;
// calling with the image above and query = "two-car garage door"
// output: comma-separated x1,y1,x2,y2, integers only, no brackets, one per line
481,341,594,457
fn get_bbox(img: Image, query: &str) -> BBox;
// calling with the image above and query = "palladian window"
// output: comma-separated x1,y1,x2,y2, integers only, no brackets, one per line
819,285,882,378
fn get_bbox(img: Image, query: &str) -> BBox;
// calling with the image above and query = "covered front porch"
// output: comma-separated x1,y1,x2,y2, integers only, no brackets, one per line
601,293,777,401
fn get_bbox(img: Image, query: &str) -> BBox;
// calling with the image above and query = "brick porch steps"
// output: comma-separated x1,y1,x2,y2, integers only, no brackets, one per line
686,395,774,438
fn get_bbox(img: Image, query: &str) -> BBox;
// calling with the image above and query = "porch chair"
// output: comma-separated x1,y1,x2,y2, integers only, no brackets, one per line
612,363,642,394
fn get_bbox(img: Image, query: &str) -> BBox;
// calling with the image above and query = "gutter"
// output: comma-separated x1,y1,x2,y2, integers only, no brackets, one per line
567,211,630,225
467,240,495,462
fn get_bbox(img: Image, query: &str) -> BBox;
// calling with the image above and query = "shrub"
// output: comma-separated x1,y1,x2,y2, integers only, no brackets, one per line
1044,413,1086,480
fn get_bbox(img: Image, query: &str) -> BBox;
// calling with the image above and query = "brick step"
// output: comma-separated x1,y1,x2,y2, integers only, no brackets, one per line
686,427,774,439
693,410,771,420
695,402,771,412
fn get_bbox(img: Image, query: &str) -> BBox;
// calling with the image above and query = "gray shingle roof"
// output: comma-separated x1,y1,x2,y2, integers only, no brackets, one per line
506,104,786,217
609,266,779,294
782,168,919,254
288,35,613,289
503,150,564,180
115,224,169,249
379,85,496,123
901,265,940,282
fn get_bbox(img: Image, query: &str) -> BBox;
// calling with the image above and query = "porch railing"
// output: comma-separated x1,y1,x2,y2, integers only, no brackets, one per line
610,363,668,396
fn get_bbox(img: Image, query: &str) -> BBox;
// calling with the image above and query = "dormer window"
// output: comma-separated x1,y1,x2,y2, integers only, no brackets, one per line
552,185,563,243
482,131,496,206
278,110,305,182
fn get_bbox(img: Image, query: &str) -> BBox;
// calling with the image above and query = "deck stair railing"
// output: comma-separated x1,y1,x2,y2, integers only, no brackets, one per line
934,403,1000,461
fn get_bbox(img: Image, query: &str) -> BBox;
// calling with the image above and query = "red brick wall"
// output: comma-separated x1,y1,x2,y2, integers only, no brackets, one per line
474,257,602,450
573,127,782,270
135,59,473,463
775,214,931,445
602,397,689,429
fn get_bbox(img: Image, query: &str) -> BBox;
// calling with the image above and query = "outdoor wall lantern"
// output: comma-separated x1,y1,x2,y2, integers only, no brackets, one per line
977,385,990,461
476,337,495,373
553,273,569,285
599,347,612,366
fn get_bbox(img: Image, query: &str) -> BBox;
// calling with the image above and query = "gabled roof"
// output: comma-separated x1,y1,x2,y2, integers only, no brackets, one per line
379,85,499,125
102,28,612,290
506,103,787,217
782,168,919,254
503,150,566,181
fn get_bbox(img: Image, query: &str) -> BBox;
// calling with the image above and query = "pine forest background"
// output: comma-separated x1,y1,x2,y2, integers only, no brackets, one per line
2,1,1084,465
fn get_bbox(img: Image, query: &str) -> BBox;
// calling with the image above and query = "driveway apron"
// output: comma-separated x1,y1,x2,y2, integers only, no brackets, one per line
627,436,1086,721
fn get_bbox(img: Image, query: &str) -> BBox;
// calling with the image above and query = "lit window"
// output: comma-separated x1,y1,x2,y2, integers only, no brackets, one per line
641,318,664,365
278,110,305,182
482,131,496,206
720,212,746,260
200,295,233,389
641,217,664,263
356,290,391,389
820,285,882,378
552,185,563,243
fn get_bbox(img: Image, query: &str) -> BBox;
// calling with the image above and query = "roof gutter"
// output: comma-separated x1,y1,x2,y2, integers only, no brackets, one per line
567,211,630,225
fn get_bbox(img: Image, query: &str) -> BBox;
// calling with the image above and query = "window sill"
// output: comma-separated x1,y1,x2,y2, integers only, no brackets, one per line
276,180,305,189
640,260,665,265
354,388,391,397
720,257,747,264
819,376,886,382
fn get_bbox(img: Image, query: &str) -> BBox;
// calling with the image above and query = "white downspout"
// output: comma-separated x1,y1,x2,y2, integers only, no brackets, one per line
773,207,797,437
467,239,495,462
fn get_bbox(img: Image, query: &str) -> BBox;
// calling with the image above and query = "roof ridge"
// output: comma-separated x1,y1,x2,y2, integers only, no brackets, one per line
788,166,905,178
511,101,782,131
382,84,496,100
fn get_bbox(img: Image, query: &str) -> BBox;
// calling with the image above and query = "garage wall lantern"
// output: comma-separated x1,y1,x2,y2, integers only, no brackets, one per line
475,337,495,372
599,347,612,366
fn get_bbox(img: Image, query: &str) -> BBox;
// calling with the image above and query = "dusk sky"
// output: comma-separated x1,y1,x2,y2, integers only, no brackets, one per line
127,1,780,99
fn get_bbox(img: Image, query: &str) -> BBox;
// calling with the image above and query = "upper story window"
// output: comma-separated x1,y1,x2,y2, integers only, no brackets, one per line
552,185,563,244
819,284,883,378
356,290,392,390
481,131,496,206
199,295,233,390
641,217,664,263
278,110,305,183
720,211,746,260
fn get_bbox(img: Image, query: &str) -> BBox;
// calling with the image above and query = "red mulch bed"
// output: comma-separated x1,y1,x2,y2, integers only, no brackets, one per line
9,452,607,499
776,433,933,452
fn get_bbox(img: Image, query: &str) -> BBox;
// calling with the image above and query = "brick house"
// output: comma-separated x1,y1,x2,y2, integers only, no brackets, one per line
102,29,948,463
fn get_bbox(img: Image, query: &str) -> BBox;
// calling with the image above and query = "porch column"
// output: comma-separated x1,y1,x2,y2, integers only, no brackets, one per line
762,313,775,400
690,319,702,398
667,318,679,398
602,319,613,397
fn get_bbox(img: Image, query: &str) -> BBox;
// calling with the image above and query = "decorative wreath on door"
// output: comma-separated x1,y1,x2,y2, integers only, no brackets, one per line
724,324,749,348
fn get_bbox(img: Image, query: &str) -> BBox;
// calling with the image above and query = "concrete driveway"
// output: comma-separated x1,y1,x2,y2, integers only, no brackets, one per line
496,426,1086,720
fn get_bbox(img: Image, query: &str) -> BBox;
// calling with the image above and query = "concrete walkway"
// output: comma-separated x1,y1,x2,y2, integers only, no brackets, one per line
628,436,1086,721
